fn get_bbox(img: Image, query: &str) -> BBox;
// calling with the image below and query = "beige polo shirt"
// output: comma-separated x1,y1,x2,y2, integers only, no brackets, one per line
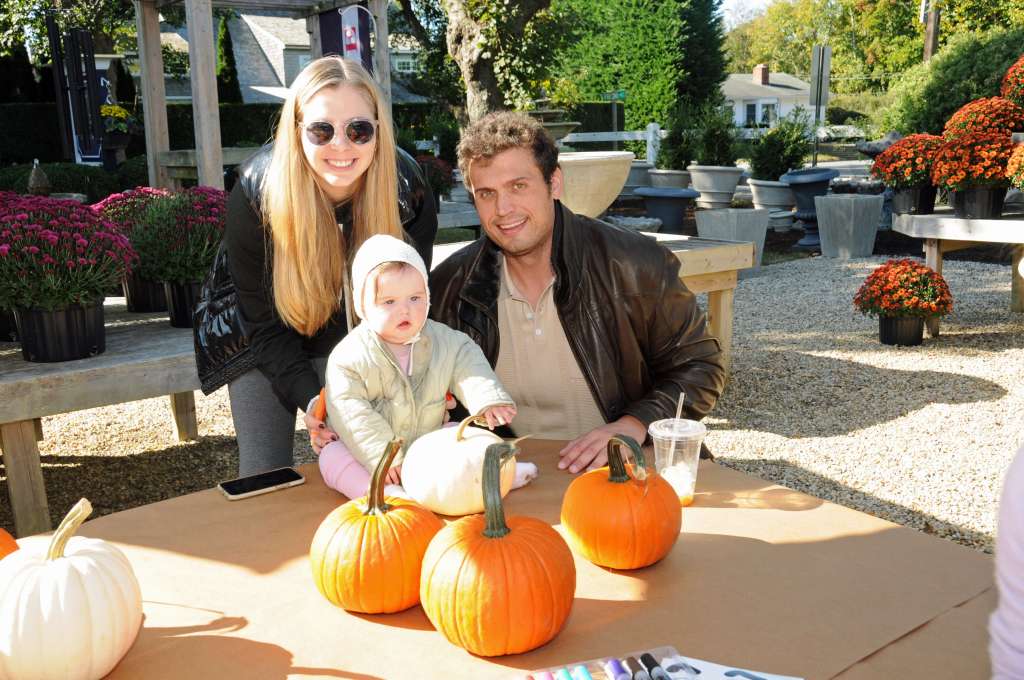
494,257,607,440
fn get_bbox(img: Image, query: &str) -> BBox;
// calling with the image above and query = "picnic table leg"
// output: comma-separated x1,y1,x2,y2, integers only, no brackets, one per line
924,238,942,338
1012,245,1024,314
170,392,199,441
706,288,734,375
0,419,52,537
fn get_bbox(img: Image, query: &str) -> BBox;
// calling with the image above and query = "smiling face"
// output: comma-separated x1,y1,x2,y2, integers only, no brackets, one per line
299,84,377,203
468,146,562,259
363,264,428,345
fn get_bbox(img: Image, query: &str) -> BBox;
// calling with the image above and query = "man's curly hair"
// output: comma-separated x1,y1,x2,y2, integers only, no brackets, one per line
457,111,560,190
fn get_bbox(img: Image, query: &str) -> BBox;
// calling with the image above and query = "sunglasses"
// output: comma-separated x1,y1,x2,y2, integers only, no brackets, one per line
299,118,377,146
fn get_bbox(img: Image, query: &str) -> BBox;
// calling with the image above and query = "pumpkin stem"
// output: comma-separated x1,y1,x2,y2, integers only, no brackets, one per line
364,439,404,516
606,435,648,484
47,498,92,561
482,441,518,539
455,414,489,442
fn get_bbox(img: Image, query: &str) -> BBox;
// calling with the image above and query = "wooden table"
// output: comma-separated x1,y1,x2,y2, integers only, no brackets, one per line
893,209,1024,336
0,300,199,537
34,439,991,680
434,235,755,373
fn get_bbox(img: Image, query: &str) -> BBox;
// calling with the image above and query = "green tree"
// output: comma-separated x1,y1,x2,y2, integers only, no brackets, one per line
390,0,464,110
216,13,242,103
550,0,681,130
879,26,1024,134
676,0,727,107
0,0,135,61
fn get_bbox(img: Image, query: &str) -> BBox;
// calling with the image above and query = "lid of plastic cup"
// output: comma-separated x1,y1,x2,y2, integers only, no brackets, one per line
648,418,707,440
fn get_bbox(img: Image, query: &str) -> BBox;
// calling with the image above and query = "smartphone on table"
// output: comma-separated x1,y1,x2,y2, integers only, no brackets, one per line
218,467,305,501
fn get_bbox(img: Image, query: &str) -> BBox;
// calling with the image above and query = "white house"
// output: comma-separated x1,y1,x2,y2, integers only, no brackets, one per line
721,64,829,127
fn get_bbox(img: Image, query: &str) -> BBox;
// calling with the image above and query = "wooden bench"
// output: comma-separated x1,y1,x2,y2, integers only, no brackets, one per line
893,209,1024,336
0,301,199,536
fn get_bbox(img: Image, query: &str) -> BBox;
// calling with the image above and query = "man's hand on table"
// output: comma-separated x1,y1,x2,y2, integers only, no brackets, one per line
558,415,647,473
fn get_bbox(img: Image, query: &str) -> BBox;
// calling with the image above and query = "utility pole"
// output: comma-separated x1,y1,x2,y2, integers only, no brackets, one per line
921,0,941,61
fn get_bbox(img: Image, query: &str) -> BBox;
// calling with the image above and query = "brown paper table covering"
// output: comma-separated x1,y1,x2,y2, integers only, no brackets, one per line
34,439,991,679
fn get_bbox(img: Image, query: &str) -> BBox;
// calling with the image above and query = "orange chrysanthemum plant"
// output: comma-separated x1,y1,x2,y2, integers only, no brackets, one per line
942,97,1024,140
854,259,953,320
930,132,1015,192
1008,144,1024,190
870,134,943,189
1002,54,1024,107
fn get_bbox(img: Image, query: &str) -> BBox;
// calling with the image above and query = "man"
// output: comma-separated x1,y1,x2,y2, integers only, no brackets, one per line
430,111,726,473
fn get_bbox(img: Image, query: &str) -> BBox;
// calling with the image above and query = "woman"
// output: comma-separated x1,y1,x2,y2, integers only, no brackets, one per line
194,56,437,476
991,446,1024,678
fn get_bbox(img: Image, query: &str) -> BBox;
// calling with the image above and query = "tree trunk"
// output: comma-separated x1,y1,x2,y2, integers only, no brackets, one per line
441,0,504,122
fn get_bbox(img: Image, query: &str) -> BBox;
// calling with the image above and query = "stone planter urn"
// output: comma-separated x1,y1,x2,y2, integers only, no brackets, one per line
634,187,700,234
559,151,635,217
648,169,691,189
780,167,840,249
769,210,794,232
619,160,655,198
687,165,744,210
695,208,769,277
748,178,795,212
815,194,883,258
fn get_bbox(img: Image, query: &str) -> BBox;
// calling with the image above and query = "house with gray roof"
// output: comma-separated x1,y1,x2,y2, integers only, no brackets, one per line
148,11,428,105
722,64,829,127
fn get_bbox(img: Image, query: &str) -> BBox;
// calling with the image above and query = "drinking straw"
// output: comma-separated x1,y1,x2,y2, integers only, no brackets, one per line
674,392,685,422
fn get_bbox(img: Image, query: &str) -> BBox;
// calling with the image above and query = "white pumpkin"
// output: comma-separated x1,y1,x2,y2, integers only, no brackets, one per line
401,416,517,515
0,499,143,680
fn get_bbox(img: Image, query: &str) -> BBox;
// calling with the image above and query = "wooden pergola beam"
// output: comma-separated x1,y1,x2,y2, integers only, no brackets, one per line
134,0,171,188
184,0,224,188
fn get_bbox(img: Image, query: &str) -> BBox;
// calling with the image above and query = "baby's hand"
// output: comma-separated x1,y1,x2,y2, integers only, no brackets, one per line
385,463,402,486
481,404,516,430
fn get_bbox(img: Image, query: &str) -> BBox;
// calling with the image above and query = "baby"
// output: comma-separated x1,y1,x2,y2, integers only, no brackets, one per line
317,234,536,498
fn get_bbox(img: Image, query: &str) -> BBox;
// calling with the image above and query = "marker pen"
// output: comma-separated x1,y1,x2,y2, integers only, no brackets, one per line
531,673,555,680
639,653,673,680
553,668,573,680
624,656,653,680
604,658,632,680
572,665,594,680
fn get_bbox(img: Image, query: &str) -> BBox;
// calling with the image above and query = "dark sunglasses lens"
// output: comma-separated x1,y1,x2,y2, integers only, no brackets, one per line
305,122,335,146
346,120,375,145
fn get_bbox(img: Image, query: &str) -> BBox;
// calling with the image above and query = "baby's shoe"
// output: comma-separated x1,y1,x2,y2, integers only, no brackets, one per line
512,462,539,489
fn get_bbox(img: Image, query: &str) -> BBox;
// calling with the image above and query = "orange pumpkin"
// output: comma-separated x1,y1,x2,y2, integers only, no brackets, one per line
310,439,443,614
0,528,18,559
560,434,681,570
420,441,576,657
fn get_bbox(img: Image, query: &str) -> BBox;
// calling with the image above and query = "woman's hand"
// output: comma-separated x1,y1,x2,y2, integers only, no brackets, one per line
481,404,517,430
385,464,402,486
304,392,338,454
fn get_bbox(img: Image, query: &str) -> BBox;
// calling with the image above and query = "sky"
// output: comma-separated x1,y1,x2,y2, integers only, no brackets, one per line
721,0,774,29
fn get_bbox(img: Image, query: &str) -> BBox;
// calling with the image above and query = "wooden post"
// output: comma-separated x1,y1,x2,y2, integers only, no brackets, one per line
646,123,661,165
924,238,942,337
184,0,224,189
307,15,323,59
170,392,199,441
0,420,51,537
134,0,171,189
1012,245,1024,313
923,8,941,61
368,0,392,112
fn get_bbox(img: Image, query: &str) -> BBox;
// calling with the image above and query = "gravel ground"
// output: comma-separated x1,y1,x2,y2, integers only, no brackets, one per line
2,254,1020,553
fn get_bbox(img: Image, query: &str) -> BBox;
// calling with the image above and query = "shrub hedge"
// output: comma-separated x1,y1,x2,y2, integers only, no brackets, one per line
879,27,1024,135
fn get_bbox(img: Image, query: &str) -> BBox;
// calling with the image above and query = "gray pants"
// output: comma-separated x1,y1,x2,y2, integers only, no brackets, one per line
228,358,326,477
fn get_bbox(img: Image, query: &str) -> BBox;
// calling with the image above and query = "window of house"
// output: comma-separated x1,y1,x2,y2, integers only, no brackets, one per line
745,103,757,126
395,57,416,73
761,103,777,125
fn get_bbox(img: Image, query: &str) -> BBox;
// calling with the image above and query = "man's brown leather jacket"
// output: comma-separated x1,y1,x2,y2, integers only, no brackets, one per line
429,201,726,429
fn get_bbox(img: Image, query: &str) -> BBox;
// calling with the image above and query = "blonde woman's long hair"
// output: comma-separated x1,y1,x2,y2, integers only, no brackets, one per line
262,56,403,336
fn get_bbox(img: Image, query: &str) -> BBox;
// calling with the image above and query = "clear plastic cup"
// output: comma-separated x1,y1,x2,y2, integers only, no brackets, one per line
648,418,707,506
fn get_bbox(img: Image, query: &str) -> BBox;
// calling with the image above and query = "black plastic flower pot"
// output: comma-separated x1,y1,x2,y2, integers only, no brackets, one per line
164,281,203,328
878,315,924,347
949,187,1008,219
14,300,106,362
891,185,937,215
0,308,18,342
123,271,168,313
